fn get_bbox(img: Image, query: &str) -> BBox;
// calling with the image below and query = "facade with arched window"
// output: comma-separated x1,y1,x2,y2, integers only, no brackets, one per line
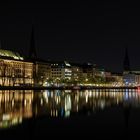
0,49,34,86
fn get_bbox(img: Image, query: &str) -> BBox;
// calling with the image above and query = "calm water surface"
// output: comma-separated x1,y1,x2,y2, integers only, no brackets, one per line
0,89,140,138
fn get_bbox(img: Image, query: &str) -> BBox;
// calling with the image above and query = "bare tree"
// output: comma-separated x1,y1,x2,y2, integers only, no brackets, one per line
11,67,17,86
0,62,8,86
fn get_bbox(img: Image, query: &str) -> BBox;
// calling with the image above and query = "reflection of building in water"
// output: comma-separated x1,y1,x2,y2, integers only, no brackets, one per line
64,95,71,117
0,49,34,86
42,89,140,118
1,89,140,129
0,90,34,128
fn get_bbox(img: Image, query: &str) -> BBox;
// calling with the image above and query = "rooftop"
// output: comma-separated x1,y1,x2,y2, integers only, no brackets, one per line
0,49,24,60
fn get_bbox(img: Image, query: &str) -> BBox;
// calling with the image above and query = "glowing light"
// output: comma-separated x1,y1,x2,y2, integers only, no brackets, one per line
64,61,71,66
2,114,10,121
24,100,27,106
65,95,71,112
0,49,24,60
137,87,140,94
40,98,43,106
86,94,88,103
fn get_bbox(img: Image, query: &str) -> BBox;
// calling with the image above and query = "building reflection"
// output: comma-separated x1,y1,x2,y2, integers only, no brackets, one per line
1,89,140,129
0,90,34,128
42,89,140,118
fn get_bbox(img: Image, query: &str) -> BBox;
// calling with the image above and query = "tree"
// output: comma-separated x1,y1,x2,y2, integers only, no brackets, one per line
0,62,8,86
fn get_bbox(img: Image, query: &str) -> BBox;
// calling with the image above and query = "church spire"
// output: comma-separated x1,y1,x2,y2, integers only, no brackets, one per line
29,25,37,60
0,40,2,49
123,47,130,73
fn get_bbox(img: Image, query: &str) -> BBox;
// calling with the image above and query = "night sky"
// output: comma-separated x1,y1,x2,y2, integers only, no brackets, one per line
0,1,140,72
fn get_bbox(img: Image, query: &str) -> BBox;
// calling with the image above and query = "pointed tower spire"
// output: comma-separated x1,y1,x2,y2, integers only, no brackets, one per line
29,25,37,60
123,47,130,73
0,40,2,49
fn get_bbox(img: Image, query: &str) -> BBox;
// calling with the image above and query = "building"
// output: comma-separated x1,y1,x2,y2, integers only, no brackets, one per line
27,26,52,86
82,63,94,79
70,63,83,81
123,71,140,86
0,49,33,86
123,47,131,85
50,61,72,82
131,71,140,85
122,47,140,86
111,73,123,86
94,68,105,78
123,47,134,86
34,60,51,86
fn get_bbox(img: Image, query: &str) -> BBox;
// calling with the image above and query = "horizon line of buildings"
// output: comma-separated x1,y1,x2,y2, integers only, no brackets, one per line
0,49,122,87
0,27,140,87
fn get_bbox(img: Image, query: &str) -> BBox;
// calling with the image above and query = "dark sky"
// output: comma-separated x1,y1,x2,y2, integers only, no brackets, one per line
0,1,140,72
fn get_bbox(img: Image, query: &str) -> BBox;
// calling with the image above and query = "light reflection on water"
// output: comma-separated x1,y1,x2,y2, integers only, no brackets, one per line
0,89,140,129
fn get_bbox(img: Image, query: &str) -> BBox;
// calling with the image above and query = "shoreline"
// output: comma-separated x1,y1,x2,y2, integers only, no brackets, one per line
0,86,138,90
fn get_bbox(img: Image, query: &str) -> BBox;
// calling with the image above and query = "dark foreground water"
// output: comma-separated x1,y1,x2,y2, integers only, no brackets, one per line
0,89,140,139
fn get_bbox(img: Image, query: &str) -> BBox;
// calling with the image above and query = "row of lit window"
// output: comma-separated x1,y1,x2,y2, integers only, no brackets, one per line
52,69,62,71
52,72,62,75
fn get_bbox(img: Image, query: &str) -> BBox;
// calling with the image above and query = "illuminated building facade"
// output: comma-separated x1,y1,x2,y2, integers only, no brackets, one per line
111,73,123,86
122,47,140,86
0,49,34,86
123,71,140,86
50,61,72,81
131,71,140,85
34,60,51,86
123,47,133,86
82,63,94,79
71,63,83,81
94,68,105,78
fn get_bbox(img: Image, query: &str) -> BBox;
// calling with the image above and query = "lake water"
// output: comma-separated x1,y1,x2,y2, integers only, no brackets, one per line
0,89,140,139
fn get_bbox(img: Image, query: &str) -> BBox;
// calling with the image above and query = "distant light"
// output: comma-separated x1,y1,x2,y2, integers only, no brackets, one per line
2,114,10,121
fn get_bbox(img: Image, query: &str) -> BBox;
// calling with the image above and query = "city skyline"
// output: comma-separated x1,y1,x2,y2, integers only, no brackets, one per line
1,2,140,139
0,37,131,73
0,31,136,74
0,2,140,72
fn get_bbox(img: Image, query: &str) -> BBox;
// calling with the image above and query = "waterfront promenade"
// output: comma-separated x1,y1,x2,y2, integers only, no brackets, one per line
0,86,138,90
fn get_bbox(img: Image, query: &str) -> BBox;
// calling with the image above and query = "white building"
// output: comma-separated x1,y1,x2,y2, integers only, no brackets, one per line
50,61,72,81
123,71,140,86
